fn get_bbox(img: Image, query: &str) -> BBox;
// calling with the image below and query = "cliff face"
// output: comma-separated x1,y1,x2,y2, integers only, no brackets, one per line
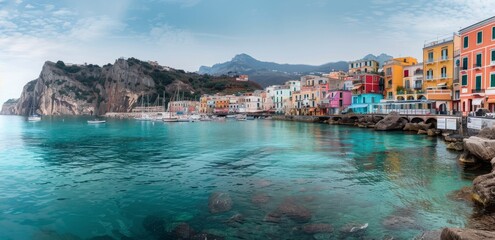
8,58,261,116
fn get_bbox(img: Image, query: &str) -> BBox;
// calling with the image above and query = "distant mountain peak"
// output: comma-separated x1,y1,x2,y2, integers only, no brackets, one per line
232,53,257,62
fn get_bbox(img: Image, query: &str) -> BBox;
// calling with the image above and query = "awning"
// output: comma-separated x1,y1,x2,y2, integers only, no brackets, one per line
349,104,368,108
437,82,447,86
487,98,495,104
352,84,362,90
472,98,484,106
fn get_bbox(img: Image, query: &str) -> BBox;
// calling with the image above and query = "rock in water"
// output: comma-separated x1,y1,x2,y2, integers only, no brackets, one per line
473,172,495,208
464,136,495,163
173,222,196,239
273,198,312,222
441,227,495,240
446,142,464,151
375,112,408,131
251,193,271,205
208,192,233,214
448,186,473,203
142,215,166,237
190,233,225,240
300,223,333,234
414,230,442,240
382,215,420,230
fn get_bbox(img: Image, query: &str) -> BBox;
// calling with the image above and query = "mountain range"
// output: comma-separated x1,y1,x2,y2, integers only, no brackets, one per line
198,53,393,87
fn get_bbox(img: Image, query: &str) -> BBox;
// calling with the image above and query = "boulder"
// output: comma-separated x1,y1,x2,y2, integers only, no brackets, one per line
251,193,271,205
473,172,495,209
441,228,495,240
415,230,442,240
445,134,464,143
404,123,432,132
478,127,495,140
375,112,408,131
464,136,495,163
418,129,428,135
208,192,233,214
427,129,438,136
447,142,464,151
458,152,479,165
382,215,421,230
267,198,312,223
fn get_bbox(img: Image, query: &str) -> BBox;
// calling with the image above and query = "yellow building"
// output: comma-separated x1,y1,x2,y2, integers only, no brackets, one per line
383,57,418,100
422,34,460,113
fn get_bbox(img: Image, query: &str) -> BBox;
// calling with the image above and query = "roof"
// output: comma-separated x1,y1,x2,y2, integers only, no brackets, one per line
459,16,495,34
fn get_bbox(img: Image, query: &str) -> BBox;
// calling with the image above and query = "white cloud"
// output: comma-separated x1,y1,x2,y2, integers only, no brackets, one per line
25,4,34,9
161,0,201,8
15,0,22,4
69,16,126,41
149,24,195,45
52,9,75,17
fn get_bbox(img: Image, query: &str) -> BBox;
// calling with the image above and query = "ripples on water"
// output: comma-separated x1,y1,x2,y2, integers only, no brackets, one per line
0,116,474,239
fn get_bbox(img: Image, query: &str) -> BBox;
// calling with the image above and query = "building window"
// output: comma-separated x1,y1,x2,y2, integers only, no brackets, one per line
492,49,495,64
404,70,409,77
405,80,410,89
476,75,482,90
441,48,448,60
426,69,433,80
491,73,495,88
476,53,482,67
428,52,434,62
462,57,468,70
441,66,447,78
477,31,483,44
462,75,467,86
464,36,469,48
493,26,495,40
386,68,392,75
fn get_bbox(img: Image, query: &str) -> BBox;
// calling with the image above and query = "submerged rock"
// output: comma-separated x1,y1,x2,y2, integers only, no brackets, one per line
441,227,495,240
273,198,312,222
447,142,464,151
382,215,420,230
208,192,233,214
300,223,333,234
226,213,245,224
190,233,225,240
375,112,408,131
142,215,167,237
173,222,196,239
251,193,271,205
448,186,473,203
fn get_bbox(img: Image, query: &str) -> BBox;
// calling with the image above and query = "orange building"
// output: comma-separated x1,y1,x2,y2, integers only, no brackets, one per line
459,16,495,114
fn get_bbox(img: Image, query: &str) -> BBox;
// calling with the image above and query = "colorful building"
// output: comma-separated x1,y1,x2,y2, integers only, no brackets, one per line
396,63,424,101
422,34,460,114
325,90,352,114
459,16,495,114
383,57,418,100
348,59,379,74
348,93,383,114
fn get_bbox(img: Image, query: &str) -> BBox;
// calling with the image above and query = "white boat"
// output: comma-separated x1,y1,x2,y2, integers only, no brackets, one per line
135,114,153,121
177,115,191,122
189,114,201,122
236,114,247,121
28,115,42,122
27,90,41,122
200,115,212,121
88,119,106,124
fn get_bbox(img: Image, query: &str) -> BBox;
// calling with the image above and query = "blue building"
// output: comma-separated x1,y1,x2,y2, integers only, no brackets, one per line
347,93,383,114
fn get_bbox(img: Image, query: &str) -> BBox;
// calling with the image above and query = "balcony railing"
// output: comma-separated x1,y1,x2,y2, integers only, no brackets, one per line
427,89,451,94
473,63,482,69
414,70,424,76
424,35,454,48
414,84,422,89
440,55,449,61
426,59,435,64
386,84,393,89
426,75,434,80
472,89,485,93
440,74,449,79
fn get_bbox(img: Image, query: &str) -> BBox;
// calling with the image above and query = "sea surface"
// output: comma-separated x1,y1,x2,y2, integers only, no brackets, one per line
0,115,476,239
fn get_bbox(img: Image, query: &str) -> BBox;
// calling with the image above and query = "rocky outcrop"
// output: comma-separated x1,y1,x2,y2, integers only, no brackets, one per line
8,58,261,116
375,112,408,131
464,137,495,163
447,142,464,151
441,227,495,240
208,192,233,214
0,98,18,115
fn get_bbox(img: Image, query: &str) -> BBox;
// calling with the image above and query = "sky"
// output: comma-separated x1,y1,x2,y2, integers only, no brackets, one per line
1,0,495,104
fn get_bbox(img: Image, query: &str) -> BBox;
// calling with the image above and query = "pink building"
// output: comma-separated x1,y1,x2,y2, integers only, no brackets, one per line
326,90,352,114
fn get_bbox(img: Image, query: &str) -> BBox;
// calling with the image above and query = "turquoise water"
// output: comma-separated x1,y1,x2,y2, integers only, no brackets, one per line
0,115,474,239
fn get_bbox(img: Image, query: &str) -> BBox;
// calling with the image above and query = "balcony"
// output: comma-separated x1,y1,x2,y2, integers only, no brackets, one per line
440,74,449,79
414,70,424,76
426,59,435,64
385,84,393,89
440,55,449,62
414,84,423,89
472,89,485,93
473,63,482,70
426,75,434,81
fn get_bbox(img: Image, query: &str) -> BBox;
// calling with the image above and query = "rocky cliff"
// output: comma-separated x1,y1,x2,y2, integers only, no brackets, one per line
6,58,261,116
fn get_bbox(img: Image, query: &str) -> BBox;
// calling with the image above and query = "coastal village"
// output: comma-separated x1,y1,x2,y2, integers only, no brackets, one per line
161,16,495,118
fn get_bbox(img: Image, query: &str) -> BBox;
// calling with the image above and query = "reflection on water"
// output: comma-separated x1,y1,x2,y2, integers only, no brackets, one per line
0,116,473,239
